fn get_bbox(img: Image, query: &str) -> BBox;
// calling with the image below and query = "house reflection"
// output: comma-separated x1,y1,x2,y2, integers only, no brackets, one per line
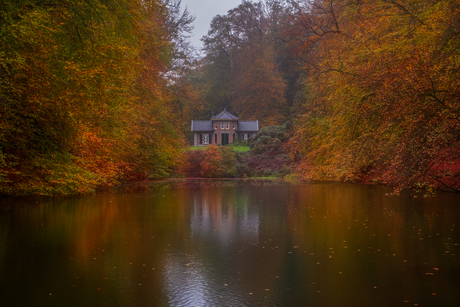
190,188,259,246
163,187,260,306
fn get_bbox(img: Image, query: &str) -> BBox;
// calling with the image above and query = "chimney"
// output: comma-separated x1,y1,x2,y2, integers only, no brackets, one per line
211,110,214,118
236,111,239,117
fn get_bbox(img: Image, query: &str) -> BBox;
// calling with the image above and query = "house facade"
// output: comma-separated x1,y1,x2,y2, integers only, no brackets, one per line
191,109,259,146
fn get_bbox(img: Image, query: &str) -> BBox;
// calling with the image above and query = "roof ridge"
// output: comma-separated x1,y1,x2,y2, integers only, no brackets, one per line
211,109,239,120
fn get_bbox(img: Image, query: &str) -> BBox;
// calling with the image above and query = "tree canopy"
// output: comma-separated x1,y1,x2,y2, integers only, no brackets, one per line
193,0,300,126
0,0,195,195
3,0,460,195
288,0,460,193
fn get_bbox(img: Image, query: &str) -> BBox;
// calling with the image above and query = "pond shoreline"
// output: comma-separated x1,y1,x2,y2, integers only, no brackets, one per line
2,173,459,200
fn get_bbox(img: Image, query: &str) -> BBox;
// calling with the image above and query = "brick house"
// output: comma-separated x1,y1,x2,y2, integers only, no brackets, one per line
191,109,259,146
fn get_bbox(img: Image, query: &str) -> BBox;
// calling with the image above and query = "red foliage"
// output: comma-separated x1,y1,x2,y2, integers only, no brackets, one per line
200,146,223,178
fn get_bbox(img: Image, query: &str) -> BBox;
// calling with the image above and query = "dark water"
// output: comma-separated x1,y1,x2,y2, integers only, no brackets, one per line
1,179,459,307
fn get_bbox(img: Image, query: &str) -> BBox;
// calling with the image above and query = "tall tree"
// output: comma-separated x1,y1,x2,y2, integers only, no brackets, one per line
0,0,192,195
197,0,297,126
289,0,460,192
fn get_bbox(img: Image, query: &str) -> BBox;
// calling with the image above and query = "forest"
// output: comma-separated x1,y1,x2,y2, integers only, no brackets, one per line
1,0,460,196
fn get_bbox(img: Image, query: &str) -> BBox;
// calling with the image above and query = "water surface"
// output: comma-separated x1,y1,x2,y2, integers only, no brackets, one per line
1,180,459,306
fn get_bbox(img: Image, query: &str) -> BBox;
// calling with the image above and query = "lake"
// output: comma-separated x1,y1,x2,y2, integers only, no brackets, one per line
1,179,459,306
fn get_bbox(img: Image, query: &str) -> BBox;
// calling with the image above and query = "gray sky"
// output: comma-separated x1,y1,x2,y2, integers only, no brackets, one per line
181,0,242,52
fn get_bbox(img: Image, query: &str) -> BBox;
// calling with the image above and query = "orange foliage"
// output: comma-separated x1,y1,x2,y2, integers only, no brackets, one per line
200,146,224,178
0,0,186,195
288,0,460,193
232,40,288,126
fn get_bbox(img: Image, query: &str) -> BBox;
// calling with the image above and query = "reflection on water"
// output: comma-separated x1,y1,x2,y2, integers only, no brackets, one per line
0,180,459,307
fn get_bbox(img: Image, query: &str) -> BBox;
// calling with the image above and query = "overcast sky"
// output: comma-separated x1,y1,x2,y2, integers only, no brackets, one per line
181,0,243,52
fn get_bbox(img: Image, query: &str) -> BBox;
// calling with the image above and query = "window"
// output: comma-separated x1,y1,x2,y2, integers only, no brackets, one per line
215,133,217,143
221,122,224,129
202,134,209,144
226,122,229,129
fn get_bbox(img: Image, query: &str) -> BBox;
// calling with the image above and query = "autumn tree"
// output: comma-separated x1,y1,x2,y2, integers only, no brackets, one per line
0,0,192,195
289,0,460,192
195,0,298,126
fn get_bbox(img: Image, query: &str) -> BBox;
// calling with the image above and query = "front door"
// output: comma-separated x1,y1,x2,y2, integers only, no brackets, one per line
221,133,229,145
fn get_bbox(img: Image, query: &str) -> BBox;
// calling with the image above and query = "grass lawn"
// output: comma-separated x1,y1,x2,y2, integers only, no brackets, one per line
188,145,251,152
189,146,206,150
231,145,250,152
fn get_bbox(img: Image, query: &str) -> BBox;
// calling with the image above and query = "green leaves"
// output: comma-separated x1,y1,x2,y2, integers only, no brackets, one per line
0,0,187,195
290,0,460,192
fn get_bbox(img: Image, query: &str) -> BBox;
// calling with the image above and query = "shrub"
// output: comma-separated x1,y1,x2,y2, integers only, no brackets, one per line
200,146,223,178
251,122,288,145
182,149,205,177
219,146,238,176
250,122,288,154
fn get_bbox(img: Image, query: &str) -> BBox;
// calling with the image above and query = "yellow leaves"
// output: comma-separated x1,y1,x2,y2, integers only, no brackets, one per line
289,0,460,190
0,0,185,195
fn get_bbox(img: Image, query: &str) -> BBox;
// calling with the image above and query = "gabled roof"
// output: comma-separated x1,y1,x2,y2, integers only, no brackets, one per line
211,109,239,120
191,120,213,132
236,121,259,132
